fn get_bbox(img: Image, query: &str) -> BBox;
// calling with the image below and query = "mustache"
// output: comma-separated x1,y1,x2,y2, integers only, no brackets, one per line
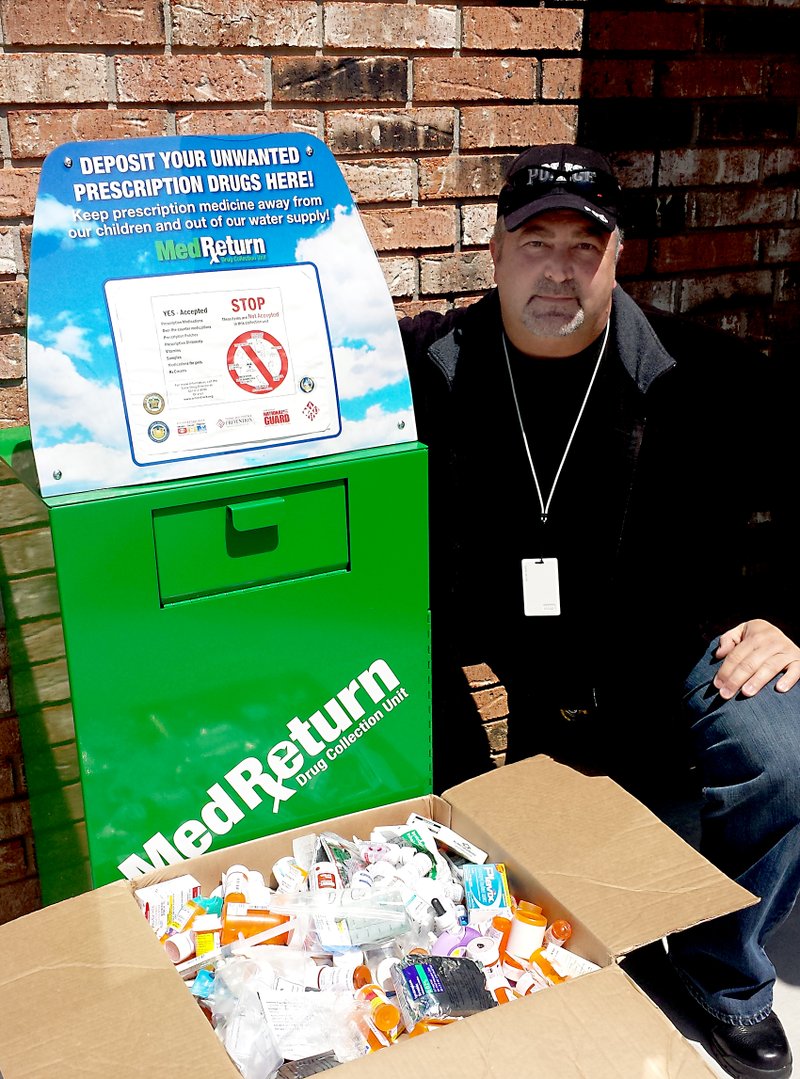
529,279,580,298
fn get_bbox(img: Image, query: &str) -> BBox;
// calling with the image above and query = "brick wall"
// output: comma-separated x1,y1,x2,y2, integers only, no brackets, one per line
0,0,798,920
0,459,78,920
581,2,799,357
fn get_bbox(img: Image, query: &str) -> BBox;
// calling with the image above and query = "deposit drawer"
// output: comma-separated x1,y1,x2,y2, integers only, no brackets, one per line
153,479,349,603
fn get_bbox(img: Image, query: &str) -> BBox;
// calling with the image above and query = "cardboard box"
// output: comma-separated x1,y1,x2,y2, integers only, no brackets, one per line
0,757,754,1078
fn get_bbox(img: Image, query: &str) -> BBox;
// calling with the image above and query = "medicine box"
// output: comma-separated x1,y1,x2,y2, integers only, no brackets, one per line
0,756,754,1079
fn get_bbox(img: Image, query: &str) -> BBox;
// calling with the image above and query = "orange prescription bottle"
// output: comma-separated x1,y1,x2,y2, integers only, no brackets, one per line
486,914,512,957
356,983,401,1035
528,948,569,987
316,963,373,991
406,1017,459,1038
484,970,516,1004
223,865,249,903
500,952,528,985
161,897,205,941
220,903,291,946
192,914,222,959
514,970,545,997
543,919,572,948
506,900,546,961
352,1010,392,1053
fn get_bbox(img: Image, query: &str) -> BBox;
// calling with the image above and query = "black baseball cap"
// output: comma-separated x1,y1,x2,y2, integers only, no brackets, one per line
497,144,621,233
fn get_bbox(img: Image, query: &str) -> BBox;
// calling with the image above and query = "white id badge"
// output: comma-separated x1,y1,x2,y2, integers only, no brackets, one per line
522,558,561,616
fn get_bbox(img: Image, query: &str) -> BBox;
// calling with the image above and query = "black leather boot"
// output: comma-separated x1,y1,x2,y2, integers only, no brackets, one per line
709,1012,793,1079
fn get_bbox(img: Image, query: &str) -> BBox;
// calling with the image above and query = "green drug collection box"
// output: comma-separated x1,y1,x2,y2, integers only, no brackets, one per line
3,134,431,902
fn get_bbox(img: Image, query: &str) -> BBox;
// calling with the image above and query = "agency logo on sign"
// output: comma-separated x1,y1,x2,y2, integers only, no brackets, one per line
216,415,253,429
177,420,207,436
147,421,169,443
263,409,290,426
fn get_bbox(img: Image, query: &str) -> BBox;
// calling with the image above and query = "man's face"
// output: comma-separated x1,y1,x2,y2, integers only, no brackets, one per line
490,209,620,357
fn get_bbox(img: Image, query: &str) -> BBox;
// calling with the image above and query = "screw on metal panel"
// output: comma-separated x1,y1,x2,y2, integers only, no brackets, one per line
63,158,72,168
305,146,314,156
53,470,63,480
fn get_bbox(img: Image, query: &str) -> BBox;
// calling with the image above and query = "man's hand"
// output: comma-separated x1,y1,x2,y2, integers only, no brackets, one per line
714,619,800,699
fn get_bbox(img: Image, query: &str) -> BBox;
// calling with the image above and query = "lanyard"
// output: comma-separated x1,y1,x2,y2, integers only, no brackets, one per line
502,319,610,524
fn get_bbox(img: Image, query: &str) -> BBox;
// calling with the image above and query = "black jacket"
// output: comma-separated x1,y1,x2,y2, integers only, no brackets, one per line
401,287,798,789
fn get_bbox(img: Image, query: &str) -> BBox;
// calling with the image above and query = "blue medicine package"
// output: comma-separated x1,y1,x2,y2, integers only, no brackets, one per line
392,954,497,1027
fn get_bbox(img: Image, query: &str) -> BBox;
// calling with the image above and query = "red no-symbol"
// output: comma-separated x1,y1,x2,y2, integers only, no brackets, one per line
227,330,289,394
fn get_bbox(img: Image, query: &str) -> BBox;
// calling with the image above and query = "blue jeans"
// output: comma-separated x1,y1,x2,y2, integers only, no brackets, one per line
667,639,800,1025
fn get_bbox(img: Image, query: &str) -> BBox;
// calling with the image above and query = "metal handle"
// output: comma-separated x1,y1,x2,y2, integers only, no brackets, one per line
228,497,286,532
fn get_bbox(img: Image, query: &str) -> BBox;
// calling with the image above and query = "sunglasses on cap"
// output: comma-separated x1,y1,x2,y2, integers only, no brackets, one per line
498,163,622,218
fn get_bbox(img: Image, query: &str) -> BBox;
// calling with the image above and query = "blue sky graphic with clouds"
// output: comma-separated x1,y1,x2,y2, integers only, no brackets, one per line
26,138,416,500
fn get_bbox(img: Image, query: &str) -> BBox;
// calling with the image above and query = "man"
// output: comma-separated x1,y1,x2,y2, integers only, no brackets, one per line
400,144,800,1079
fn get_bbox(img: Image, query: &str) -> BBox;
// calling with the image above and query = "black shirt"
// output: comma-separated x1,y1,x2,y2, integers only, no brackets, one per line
463,331,631,708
